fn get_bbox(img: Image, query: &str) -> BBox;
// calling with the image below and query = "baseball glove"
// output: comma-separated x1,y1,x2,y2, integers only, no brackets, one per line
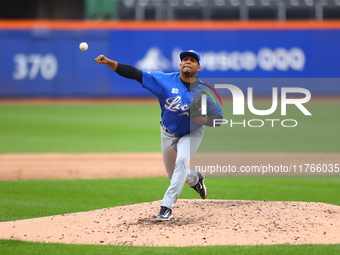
188,91,206,120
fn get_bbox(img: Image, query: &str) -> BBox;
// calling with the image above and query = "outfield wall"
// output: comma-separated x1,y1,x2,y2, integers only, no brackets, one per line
1,20,340,97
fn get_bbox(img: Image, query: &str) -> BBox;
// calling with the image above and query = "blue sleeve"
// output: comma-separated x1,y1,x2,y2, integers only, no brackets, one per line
141,71,164,97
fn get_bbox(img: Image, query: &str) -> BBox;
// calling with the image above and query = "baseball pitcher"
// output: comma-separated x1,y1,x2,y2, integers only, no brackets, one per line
94,50,223,221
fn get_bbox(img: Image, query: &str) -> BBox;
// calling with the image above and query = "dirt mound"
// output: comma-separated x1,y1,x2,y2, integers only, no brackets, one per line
0,199,339,246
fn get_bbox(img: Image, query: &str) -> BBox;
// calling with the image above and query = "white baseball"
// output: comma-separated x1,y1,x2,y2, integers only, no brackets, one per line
79,42,88,51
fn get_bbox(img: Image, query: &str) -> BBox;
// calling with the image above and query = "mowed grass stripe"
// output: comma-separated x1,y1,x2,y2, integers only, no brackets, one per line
1,178,339,222
1,103,339,153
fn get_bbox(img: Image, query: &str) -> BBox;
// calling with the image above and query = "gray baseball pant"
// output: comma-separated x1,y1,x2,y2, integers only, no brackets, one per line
160,125,204,209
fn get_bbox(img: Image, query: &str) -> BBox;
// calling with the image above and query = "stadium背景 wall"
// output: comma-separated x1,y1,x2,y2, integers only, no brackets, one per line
0,20,340,97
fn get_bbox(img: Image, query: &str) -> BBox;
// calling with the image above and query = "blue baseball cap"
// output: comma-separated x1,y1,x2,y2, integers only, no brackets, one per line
180,50,201,65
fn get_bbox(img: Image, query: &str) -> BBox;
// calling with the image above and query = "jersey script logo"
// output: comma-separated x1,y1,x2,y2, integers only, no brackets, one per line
164,96,189,112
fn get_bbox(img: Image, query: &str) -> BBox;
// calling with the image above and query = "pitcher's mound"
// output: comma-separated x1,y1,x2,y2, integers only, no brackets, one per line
0,199,339,246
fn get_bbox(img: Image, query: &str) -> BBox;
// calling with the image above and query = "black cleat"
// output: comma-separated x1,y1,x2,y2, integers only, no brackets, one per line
191,171,207,199
156,206,173,221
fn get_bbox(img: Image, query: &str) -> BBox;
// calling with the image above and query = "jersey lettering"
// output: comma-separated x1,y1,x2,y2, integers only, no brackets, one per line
164,96,189,112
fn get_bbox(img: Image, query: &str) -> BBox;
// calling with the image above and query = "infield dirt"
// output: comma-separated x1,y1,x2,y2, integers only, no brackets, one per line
0,199,339,246
0,152,339,246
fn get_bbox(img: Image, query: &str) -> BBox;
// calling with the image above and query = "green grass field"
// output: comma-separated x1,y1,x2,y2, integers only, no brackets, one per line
0,102,339,153
0,105,160,153
201,101,340,152
1,178,340,254
0,102,339,254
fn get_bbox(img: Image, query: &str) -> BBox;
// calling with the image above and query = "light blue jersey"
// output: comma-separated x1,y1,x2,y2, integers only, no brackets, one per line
142,71,223,136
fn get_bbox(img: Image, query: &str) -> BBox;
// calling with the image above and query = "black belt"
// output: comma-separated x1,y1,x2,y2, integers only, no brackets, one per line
160,121,183,138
